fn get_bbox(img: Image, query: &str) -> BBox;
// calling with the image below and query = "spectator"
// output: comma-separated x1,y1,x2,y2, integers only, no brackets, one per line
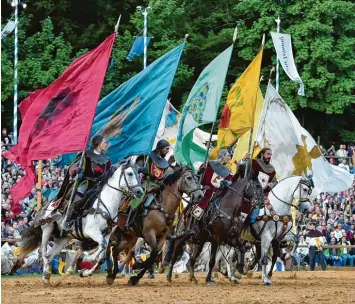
306,222,326,271
327,237,342,266
1,128,12,145
319,145,328,157
346,223,355,241
338,160,350,172
339,236,354,267
336,144,348,163
334,223,344,242
349,163,355,174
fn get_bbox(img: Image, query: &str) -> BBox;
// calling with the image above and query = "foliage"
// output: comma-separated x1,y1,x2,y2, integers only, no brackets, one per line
1,0,354,143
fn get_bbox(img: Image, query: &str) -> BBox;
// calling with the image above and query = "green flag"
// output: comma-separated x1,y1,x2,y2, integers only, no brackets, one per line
175,45,234,169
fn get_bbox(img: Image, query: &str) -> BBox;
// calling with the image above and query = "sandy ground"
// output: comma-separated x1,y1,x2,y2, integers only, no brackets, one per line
2,271,355,304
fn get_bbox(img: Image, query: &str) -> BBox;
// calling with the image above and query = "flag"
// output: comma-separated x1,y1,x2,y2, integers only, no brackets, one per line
256,83,353,193
90,43,185,163
1,20,16,40
231,87,264,173
174,45,234,169
126,36,152,61
4,33,116,205
271,32,305,96
210,49,263,159
153,100,217,163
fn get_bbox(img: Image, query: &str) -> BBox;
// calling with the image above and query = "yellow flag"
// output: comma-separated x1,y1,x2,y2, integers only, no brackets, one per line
210,49,263,159
231,87,264,173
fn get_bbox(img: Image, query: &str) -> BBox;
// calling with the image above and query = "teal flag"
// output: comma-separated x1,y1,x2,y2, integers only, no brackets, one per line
174,45,233,169
90,43,185,163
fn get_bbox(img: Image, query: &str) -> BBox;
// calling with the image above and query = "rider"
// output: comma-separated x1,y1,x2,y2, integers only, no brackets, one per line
188,149,232,235
62,135,111,231
237,147,277,208
135,139,171,192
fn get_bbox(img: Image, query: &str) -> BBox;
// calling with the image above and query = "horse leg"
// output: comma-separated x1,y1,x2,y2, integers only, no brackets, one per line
206,241,218,285
268,241,280,279
41,224,55,286
187,242,203,284
166,237,185,283
248,243,261,271
159,241,167,273
65,249,83,275
260,233,273,286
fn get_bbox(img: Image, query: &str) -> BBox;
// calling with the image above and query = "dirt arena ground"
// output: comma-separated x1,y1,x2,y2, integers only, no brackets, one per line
2,270,354,304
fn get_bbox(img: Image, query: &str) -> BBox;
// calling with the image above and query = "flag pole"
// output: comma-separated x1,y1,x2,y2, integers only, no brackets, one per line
36,160,43,211
200,26,238,181
245,34,265,176
275,15,281,92
60,18,121,236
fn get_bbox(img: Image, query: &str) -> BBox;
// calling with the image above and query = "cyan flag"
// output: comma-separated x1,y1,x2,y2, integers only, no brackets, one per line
91,43,185,163
126,36,152,61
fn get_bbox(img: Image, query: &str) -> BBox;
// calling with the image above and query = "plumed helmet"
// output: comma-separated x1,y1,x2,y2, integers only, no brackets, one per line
155,139,170,151
92,135,104,148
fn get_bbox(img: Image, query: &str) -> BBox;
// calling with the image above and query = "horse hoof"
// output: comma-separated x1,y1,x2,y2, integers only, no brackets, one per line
117,273,125,279
235,271,243,280
106,277,115,285
190,277,198,284
128,276,139,286
147,274,155,279
158,267,165,274
42,279,50,287
231,278,239,284
264,281,272,286
206,281,215,286
166,275,172,283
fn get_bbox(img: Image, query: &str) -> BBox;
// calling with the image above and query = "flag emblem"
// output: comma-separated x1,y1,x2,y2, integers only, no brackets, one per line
188,83,209,123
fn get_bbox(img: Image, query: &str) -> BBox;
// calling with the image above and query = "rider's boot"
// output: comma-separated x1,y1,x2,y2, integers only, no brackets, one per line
63,195,81,232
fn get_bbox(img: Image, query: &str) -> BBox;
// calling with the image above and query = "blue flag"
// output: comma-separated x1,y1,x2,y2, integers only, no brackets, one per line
126,36,152,61
91,43,185,163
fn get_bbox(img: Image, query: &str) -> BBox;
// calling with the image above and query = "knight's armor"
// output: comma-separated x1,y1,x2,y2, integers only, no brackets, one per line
60,148,111,230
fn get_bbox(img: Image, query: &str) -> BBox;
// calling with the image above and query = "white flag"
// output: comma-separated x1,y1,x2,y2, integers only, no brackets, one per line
256,83,353,193
153,100,216,168
1,20,16,40
271,32,305,96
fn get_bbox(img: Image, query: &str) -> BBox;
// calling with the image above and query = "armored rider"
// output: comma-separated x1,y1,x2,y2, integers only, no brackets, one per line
237,147,277,208
189,149,233,235
62,135,111,231
135,139,171,200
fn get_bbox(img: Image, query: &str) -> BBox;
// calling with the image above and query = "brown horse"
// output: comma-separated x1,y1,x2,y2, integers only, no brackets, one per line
167,177,256,285
105,167,204,286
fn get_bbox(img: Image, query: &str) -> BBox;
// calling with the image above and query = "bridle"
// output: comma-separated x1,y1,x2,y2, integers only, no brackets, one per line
163,168,202,204
270,178,313,210
107,165,142,198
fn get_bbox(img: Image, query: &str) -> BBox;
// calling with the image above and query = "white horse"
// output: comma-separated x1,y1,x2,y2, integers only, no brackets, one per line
19,162,144,285
240,176,312,285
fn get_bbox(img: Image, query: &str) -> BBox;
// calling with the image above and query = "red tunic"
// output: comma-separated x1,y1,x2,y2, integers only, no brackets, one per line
198,162,232,209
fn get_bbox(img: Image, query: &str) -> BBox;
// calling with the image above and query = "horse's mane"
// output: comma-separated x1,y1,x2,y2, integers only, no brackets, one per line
163,167,183,186
98,164,118,192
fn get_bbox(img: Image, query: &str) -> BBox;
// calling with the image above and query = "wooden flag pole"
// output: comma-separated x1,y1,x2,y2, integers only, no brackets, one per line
37,160,43,211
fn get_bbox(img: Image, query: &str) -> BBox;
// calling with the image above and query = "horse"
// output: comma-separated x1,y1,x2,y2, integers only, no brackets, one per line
19,162,144,285
240,176,312,285
167,177,255,285
105,167,204,286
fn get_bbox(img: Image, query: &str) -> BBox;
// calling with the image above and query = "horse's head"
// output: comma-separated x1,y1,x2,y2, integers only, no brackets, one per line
163,166,204,204
117,162,144,199
179,168,204,204
293,177,313,214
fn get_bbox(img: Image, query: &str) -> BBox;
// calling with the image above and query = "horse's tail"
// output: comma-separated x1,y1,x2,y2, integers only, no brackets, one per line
19,226,42,257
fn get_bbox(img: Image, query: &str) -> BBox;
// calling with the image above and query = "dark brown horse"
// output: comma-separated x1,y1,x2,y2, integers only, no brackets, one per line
105,167,204,286
167,177,256,285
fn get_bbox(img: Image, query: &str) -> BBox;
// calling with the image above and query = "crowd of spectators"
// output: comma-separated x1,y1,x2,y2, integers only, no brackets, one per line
1,128,69,247
319,143,355,172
